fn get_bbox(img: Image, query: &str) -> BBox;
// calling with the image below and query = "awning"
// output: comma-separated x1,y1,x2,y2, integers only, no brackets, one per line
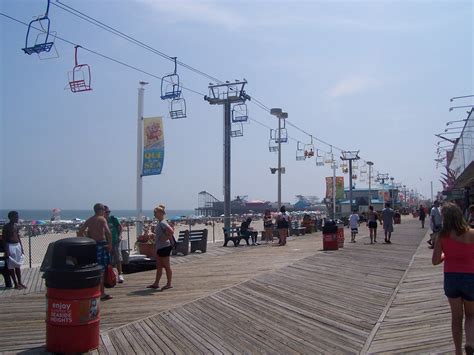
453,161,474,189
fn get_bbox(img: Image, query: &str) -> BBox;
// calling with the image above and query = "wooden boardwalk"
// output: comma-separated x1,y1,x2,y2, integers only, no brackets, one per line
0,219,455,354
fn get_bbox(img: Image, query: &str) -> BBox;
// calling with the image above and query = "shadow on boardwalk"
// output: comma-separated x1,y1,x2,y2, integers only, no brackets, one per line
1,219,454,354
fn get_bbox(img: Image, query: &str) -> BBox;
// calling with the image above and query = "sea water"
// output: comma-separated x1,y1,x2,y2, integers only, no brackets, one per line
0,209,195,221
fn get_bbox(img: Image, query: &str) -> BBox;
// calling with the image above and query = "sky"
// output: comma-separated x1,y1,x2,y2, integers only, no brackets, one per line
1,0,473,211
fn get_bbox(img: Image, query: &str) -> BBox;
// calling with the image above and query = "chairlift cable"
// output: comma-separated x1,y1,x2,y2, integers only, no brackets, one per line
50,1,356,158
0,12,206,97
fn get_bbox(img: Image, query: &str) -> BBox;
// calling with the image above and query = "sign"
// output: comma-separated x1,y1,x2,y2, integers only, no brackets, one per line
325,177,344,199
142,116,164,176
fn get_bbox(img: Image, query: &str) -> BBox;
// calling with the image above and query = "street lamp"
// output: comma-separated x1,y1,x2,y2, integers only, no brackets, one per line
270,108,287,210
367,161,374,209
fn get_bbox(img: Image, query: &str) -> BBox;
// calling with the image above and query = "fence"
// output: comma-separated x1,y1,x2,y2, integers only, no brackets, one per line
17,213,319,268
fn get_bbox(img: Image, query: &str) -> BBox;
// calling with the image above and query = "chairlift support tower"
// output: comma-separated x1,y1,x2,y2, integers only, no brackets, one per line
341,150,360,213
204,80,250,231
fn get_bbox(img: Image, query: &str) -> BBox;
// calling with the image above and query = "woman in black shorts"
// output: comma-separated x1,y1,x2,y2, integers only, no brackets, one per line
147,205,174,291
367,205,379,244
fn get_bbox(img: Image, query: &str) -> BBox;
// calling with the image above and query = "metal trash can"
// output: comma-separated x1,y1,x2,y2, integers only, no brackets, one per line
336,220,345,248
322,220,338,251
42,237,103,353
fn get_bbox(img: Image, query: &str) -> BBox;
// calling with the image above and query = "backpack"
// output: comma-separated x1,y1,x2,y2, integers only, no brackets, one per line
104,265,117,288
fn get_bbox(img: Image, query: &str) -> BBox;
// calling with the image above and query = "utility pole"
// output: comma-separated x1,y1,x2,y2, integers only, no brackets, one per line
431,181,434,202
205,80,250,232
136,81,148,238
270,108,288,210
341,151,360,213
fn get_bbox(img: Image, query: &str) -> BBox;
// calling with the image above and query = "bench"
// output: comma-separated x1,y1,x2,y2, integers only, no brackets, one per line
173,229,208,255
223,227,251,247
290,222,306,236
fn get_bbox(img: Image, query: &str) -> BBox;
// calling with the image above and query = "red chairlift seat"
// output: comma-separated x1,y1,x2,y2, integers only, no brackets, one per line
68,46,92,93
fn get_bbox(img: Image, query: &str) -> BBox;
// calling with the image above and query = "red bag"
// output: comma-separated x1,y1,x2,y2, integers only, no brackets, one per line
104,265,117,288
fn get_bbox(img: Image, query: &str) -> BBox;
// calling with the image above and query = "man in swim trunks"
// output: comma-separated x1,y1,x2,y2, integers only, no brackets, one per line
2,211,26,289
77,203,113,300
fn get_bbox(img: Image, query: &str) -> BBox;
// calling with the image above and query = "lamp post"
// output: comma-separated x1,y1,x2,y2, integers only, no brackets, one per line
390,177,394,207
270,108,287,210
136,81,148,238
367,161,374,209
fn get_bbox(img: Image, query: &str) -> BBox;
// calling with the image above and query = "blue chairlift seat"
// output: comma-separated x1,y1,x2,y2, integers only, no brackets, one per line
161,57,182,100
169,97,187,119
22,0,54,55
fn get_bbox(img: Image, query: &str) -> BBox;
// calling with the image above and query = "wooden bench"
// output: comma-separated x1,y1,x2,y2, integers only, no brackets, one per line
223,227,250,247
173,229,208,255
290,222,306,236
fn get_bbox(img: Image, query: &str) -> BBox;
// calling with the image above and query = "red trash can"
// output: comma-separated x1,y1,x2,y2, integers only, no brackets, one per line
336,221,345,248
322,221,338,250
42,237,103,353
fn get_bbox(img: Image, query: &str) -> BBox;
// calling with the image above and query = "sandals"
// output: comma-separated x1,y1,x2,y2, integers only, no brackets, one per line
161,285,173,291
146,284,160,289
100,294,113,301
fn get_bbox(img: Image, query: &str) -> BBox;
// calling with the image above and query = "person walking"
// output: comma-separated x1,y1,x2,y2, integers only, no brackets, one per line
432,202,474,355
263,210,274,244
428,200,443,247
77,203,113,300
349,210,359,243
419,204,426,228
367,205,379,244
2,211,25,289
381,202,395,244
104,206,124,283
147,205,174,291
276,206,290,246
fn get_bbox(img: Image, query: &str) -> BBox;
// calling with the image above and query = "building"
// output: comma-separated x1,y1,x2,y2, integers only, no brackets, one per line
338,187,401,215
442,108,474,212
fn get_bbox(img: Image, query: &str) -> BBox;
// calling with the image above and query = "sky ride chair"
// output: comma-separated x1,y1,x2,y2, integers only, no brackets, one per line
303,136,315,158
268,130,279,152
352,161,359,170
169,97,187,119
360,163,367,174
296,142,306,161
231,123,243,137
271,127,288,144
232,103,249,123
68,46,92,93
161,57,182,100
352,174,358,180
324,152,334,165
315,150,325,166
22,0,55,55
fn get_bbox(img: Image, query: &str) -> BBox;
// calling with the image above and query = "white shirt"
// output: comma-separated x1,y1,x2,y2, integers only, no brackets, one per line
349,214,359,229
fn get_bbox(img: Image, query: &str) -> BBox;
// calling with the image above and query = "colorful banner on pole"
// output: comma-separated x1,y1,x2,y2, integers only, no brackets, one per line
325,177,344,200
142,116,164,176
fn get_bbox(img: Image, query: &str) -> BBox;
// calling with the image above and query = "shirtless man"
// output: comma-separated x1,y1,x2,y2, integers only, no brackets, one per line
77,203,113,300
2,211,26,289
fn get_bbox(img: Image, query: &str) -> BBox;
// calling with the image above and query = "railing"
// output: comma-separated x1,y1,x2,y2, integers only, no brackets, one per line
17,213,324,268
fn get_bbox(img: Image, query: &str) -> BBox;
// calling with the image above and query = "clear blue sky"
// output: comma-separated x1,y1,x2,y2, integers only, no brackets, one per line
1,0,472,210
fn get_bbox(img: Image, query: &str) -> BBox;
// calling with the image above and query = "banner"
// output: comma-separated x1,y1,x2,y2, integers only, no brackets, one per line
378,190,390,202
142,116,164,176
325,177,344,199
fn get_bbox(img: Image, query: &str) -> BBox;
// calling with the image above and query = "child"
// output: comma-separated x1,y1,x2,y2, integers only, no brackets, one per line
349,210,359,243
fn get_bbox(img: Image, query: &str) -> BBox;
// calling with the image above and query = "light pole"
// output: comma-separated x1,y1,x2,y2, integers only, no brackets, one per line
270,108,287,210
390,177,394,207
367,161,374,209
136,81,148,238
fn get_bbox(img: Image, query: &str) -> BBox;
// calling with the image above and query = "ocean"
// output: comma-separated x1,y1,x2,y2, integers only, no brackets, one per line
0,209,196,221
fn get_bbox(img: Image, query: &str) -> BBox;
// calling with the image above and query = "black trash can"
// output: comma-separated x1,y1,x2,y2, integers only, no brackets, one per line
322,220,338,250
42,237,103,353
